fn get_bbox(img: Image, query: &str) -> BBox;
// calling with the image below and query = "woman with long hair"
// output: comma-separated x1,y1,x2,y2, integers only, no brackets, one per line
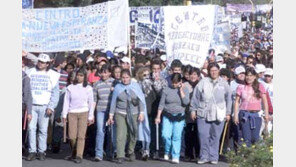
233,67,269,147
107,69,150,164
190,62,232,165
62,68,95,163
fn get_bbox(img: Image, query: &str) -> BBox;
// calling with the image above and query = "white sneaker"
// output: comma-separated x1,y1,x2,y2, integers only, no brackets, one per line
197,159,209,164
172,158,179,164
164,154,169,161
210,161,218,164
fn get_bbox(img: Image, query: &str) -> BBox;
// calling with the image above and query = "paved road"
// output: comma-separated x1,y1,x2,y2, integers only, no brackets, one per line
23,143,229,167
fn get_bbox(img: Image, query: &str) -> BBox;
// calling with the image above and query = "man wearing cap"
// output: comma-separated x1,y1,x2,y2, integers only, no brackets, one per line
229,66,246,150
25,53,60,161
50,54,68,153
121,56,131,70
261,68,273,134
216,55,225,69
255,64,266,84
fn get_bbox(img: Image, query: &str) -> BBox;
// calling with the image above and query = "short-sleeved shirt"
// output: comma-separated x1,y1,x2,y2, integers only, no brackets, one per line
236,83,266,111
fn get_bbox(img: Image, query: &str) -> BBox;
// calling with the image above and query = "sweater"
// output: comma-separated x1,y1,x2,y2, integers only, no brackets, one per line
93,78,114,112
158,85,190,115
62,83,94,120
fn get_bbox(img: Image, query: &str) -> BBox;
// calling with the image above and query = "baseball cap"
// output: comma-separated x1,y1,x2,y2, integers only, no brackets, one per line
121,56,131,64
234,66,246,75
38,53,51,63
106,51,114,59
215,56,223,62
160,54,167,61
264,68,273,76
255,64,266,73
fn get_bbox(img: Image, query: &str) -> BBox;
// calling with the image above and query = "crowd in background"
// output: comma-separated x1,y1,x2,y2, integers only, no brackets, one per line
22,15,273,165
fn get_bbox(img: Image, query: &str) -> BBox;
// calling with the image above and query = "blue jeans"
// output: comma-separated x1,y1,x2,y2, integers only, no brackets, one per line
28,105,50,153
95,111,108,158
239,110,262,147
162,115,185,159
197,118,225,162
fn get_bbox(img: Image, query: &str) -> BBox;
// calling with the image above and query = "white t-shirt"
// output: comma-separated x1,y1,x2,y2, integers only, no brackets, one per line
263,82,273,104
26,68,60,105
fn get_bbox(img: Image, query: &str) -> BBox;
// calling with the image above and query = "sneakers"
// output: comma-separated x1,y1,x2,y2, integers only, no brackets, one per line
74,157,82,164
26,153,36,161
37,152,46,161
197,159,209,164
172,158,179,164
93,156,102,162
210,161,218,164
142,150,149,161
164,154,169,161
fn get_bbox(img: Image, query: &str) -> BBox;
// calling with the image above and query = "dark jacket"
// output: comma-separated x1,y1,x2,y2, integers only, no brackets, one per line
22,71,32,114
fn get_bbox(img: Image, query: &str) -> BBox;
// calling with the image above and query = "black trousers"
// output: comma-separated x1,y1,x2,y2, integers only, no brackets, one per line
185,123,200,158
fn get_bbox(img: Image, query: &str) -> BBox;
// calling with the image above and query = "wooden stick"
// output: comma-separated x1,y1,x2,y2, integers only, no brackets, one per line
63,121,67,143
23,110,28,130
219,121,229,155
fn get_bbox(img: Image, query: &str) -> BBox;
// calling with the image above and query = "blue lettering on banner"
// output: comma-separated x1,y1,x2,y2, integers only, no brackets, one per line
23,4,108,52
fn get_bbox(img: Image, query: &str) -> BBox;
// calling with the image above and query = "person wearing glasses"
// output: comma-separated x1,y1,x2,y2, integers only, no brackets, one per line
136,67,157,160
25,54,60,161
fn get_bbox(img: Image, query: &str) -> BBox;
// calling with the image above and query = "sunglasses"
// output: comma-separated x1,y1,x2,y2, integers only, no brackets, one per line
265,75,272,77
38,60,48,64
143,73,150,77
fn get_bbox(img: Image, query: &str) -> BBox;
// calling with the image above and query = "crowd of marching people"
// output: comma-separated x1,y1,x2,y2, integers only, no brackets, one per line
22,23,273,165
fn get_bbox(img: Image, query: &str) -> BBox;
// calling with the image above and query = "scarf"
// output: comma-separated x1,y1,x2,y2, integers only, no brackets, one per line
110,81,151,143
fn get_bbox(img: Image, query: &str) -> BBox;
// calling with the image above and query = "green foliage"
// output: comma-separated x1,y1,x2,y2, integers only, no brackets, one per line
226,133,273,167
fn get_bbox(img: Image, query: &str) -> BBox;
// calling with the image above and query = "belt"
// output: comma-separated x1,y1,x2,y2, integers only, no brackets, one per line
33,104,45,106
246,110,259,113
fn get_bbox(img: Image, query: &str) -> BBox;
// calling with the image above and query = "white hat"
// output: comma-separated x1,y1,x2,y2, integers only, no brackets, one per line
86,57,94,63
121,56,131,64
219,64,226,69
38,53,51,63
264,68,273,76
216,56,224,62
160,54,167,61
255,64,266,73
234,66,246,75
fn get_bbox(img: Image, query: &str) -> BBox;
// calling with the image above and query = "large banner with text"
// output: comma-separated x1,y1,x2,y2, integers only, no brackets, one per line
22,0,128,52
163,5,216,68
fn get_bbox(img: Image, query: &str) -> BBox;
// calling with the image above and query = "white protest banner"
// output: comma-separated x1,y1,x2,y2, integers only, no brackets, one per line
22,0,128,52
107,0,129,50
135,22,165,50
163,5,216,68
210,21,231,54
129,6,161,26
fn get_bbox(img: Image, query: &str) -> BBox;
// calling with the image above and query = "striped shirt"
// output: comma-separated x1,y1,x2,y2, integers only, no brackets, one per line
93,78,114,112
53,68,68,91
